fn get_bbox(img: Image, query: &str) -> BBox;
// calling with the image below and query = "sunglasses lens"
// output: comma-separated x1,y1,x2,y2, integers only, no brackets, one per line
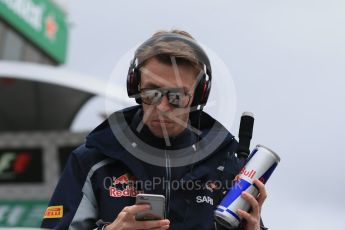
141,88,190,108
141,89,162,105
168,92,188,107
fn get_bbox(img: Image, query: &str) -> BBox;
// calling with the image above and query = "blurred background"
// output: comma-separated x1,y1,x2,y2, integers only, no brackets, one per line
0,0,345,229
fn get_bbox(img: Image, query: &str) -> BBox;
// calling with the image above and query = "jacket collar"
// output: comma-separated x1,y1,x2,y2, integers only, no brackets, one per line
85,105,235,181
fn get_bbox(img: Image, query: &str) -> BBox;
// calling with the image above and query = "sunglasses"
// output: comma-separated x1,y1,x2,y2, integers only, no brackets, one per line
140,88,192,108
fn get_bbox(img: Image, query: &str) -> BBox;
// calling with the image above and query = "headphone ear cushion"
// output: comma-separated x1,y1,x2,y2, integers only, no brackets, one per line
134,68,142,104
126,70,135,97
200,79,211,105
127,67,142,104
192,74,209,107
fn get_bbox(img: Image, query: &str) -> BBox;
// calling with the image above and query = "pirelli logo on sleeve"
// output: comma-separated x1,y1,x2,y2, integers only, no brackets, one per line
43,205,63,218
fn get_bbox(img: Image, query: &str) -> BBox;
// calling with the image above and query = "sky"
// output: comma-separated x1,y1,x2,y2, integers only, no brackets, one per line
62,0,345,229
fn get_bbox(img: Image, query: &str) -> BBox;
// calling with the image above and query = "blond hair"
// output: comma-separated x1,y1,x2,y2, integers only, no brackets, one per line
135,30,203,71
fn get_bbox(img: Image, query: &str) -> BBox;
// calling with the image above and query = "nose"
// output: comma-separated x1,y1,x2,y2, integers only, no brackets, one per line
156,94,172,113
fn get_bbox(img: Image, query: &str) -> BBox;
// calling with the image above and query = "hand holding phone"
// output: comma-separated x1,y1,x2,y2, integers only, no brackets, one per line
103,203,170,230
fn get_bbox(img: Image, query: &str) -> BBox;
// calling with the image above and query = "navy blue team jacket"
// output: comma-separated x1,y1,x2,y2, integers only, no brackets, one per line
41,106,256,230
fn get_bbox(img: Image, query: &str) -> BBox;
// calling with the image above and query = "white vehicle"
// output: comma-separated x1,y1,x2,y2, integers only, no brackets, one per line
0,61,132,227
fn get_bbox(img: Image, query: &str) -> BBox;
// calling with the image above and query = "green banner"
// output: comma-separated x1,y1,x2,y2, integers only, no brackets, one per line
0,0,68,63
0,200,48,227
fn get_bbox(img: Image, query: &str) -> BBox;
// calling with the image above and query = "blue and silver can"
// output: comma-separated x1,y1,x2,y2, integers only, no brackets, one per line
214,144,280,229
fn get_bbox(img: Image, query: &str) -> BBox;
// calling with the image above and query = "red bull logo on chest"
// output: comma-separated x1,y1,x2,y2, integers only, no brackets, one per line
109,173,143,198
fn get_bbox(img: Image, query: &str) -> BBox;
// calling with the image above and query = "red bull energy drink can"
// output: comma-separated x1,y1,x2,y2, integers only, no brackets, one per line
214,144,280,229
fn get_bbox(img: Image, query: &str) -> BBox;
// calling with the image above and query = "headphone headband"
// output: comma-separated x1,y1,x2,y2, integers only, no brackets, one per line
134,33,212,78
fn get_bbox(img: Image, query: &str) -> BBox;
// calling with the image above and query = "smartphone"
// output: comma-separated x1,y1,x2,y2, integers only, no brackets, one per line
135,194,165,221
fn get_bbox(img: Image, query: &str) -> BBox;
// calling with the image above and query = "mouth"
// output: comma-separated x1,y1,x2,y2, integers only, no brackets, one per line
151,119,174,126
152,119,173,123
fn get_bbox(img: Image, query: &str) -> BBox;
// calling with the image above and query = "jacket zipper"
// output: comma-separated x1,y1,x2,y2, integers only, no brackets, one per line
164,150,171,219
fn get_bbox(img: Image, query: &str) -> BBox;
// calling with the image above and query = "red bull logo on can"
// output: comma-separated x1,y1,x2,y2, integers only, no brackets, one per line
109,173,143,198
239,167,256,179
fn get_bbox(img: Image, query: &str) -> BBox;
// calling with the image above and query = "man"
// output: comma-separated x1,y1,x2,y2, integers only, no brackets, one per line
41,30,268,230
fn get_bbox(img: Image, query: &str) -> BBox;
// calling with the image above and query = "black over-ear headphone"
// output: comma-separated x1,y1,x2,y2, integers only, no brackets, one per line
126,33,212,110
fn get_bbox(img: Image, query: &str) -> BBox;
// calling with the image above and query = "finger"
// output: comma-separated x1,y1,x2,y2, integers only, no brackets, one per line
144,224,170,230
241,192,260,216
159,224,170,230
236,209,255,224
254,179,267,206
123,204,151,215
135,219,170,229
